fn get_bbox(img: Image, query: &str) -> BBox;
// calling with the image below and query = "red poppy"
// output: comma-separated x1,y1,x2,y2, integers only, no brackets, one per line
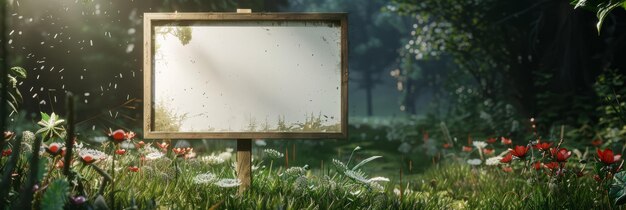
462,146,472,152
46,143,63,156
591,139,602,147
543,162,559,170
502,167,513,172
483,148,494,155
533,141,552,151
2,148,12,157
115,149,126,155
597,148,622,165
128,166,140,172
81,155,96,165
500,153,513,163
501,137,512,145
550,148,572,162
109,129,126,142
486,137,497,144
134,141,145,149
510,145,530,159
533,161,542,170
442,143,452,149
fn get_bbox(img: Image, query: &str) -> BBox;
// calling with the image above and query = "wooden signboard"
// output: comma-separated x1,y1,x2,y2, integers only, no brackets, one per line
143,11,348,193
143,12,348,140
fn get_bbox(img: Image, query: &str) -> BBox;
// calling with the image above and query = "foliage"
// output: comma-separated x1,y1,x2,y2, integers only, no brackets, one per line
41,179,69,210
3,66,27,118
571,0,626,32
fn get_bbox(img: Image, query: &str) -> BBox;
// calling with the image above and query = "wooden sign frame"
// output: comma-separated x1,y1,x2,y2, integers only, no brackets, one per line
143,12,348,139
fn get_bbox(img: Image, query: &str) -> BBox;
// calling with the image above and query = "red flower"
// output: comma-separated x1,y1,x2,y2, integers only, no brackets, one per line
591,139,602,147
442,143,452,149
157,142,169,151
510,145,530,159
550,148,572,162
500,153,513,163
462,146,472,152
597,148,622,165
502,167,513,172
501,137,512,145
81,155,96,165
486,137,497,144
173,148,187,157
2,148,12,157
115,149,126,155
533,141,552,151
128,166,140,172
109,129,126,142
134,141,145,149
55,160,64,169
46,142,63,156
594,174,602,182
125,131,136,140
544,162,559,170
483,148,494,155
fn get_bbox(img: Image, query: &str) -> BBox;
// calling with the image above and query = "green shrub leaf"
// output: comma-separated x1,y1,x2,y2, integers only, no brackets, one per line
41,179,69,210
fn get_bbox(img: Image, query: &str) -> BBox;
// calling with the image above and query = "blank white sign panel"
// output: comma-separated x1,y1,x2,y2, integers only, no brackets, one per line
152,20,342,133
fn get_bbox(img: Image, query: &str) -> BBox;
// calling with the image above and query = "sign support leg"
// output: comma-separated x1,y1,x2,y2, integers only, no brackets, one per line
237,139,252,194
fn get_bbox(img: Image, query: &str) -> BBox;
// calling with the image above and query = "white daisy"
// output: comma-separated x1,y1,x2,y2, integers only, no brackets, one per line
214,178,241,188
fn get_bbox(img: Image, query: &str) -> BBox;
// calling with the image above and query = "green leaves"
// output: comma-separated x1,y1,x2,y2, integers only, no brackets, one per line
571,0,626,33
36,112,66,141
610,171,626,205
41,179,69,210
10,66,27,79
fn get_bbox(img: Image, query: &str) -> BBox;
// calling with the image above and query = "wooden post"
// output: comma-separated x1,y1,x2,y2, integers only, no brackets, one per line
237,139,252,194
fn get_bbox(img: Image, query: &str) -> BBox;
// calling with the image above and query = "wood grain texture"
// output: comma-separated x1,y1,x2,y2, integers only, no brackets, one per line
237,139,252,194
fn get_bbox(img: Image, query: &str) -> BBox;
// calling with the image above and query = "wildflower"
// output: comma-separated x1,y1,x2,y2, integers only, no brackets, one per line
173,148,187,157
467,158,482,166
193,172,217,184
46,142,63,156
125,131,136,140
544,162,559,170
4,131,15,140
442,143,452,149
128,166,140,172
134,141,145,149
486,156,502,165
2,148,12,157
594,174,602,182
486,137,497,144
472,141,487,149
501,137,512,145
597,148,622,165
281,165,308,178
462,146,472,152
591,139,602,147
78,149,106,165
156,142,169,151
483,148,494,155
200,155,224,165
533,161,542,170
550,148,572,162
56,160,64,169
214,178,241,188
109,129,126,143
502,167,513,172
533,141,552,151
264,149,284,159
115,149,126,155
510,145,529,159
145,152,165,160
344,170,369,183
332,159,348,171
500,153,513,163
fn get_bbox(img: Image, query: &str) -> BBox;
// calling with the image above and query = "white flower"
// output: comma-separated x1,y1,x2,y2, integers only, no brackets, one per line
217,151,232,161
145,152,164,160
255,140,267,147
193,172,217,184
368,177,390,182
467,158,482,166
200,155,225,165
280,165,308,178
472,141,487,149
214,178,241,188
78,149,107,160
486,156,502,166
263,149,284,159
